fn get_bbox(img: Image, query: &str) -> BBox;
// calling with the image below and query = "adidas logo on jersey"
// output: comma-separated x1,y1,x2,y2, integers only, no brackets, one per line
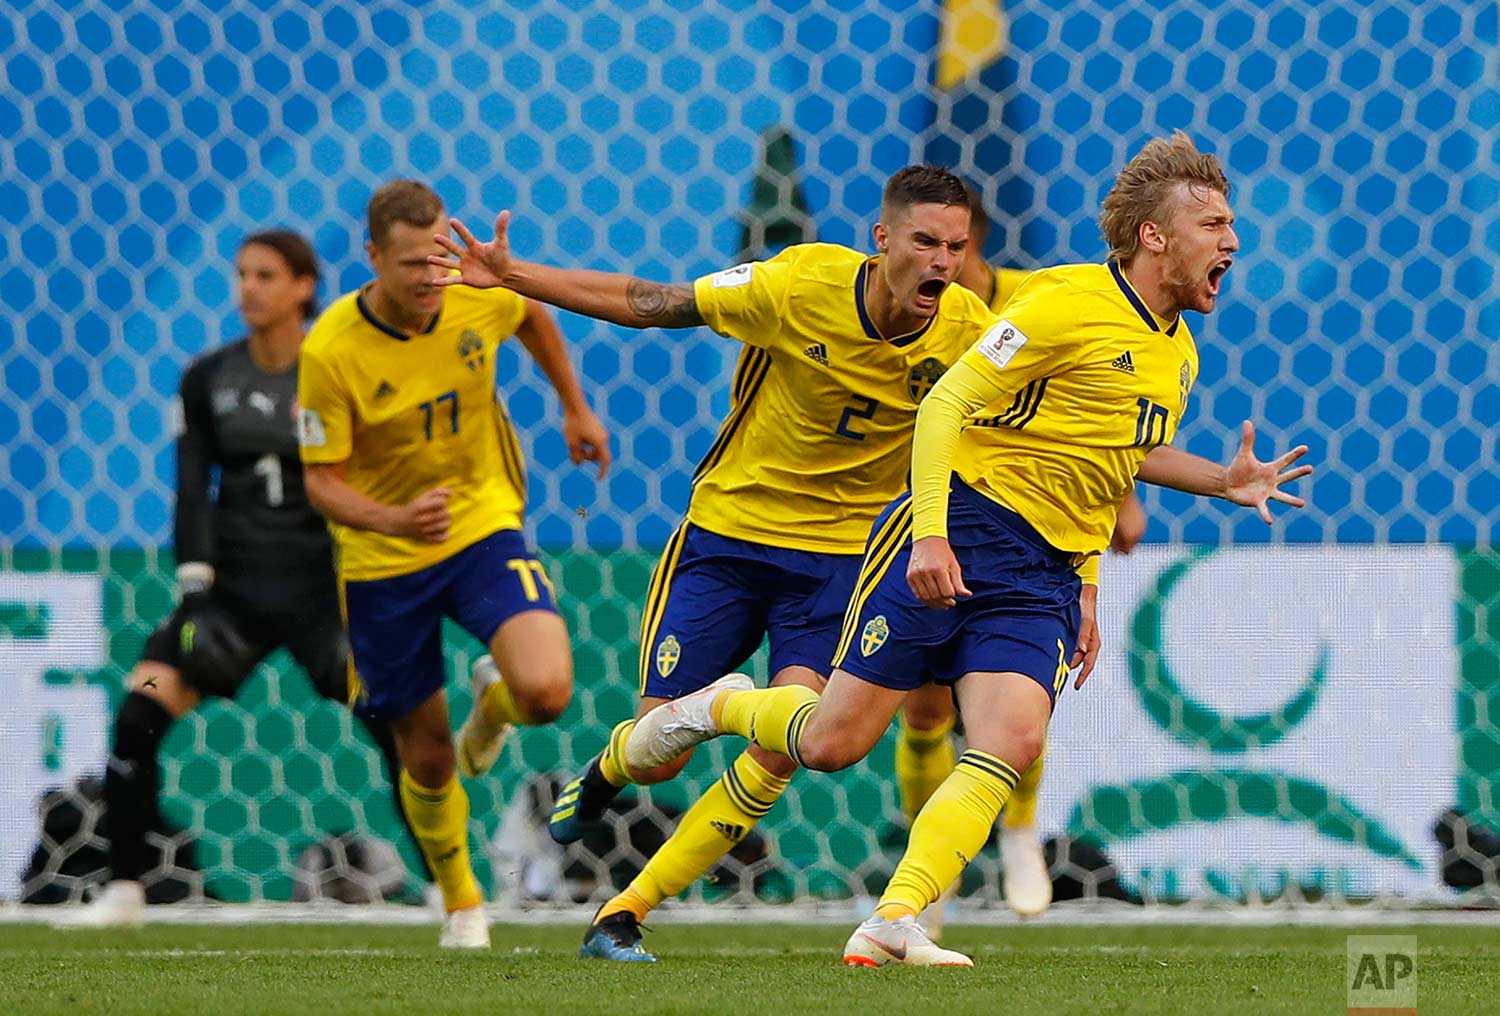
1111,351,1136,373
803,343,829,365
373,380,398,401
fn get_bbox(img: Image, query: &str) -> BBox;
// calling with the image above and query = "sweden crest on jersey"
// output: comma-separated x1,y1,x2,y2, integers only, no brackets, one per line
656,634,682,677
907,357,947,401
861,615,890,656
457,329,485,372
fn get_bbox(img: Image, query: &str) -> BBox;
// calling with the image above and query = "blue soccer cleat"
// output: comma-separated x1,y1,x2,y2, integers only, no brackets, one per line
579,910,657,962
549,756,623,845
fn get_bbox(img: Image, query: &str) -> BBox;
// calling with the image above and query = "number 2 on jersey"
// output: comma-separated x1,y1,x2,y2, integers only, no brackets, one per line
419,391,460,441
836,396,878,440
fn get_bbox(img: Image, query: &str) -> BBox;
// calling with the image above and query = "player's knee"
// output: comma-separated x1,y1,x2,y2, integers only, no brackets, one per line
1014,728,1047,773
748,744,799,780
796,731,860,773
631,750,693,786
975,726,1045,775
512,673,572,724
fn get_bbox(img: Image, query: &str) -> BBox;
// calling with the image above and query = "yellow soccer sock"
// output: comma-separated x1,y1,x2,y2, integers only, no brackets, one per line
710,685,820,763
876,749,1018,920
597,719,637,788
1002,749,1045,829
598,751,791,922
480,675,527,728
399,770,482,912
895,713,957,824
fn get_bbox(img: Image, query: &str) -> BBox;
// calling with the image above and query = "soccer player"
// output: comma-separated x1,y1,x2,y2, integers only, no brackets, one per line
626,133,1314,966
430,167,997,961
67,232,417,928
297,180,609,949
894,182,1153,925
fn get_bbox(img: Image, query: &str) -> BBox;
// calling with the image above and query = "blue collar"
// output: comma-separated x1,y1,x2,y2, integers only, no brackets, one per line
854,259,936,348
357,286,441,341
1110,260,1180,336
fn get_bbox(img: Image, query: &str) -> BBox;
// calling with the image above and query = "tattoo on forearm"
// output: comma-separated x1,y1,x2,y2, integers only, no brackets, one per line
626,279,702,327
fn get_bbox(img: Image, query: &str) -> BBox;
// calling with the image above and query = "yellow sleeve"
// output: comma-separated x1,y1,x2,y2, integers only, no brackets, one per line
911,276,1083,540
490,287,527,341
296,344,353,465
1075,554,1099,584
691,250,797,348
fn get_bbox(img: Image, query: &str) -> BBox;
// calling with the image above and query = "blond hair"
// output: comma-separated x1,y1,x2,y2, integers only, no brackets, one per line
1099,132,1230,264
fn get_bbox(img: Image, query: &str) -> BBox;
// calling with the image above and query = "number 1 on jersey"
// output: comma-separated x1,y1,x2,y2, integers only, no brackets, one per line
253,453,284,507
419,390,460,441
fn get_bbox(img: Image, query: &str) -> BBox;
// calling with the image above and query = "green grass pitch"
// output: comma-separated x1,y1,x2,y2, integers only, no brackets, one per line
4,921,1498,1015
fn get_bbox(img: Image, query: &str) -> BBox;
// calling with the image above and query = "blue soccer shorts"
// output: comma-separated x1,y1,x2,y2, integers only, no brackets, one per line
341,528,558,719
833,480,1083,705
637,522,862,699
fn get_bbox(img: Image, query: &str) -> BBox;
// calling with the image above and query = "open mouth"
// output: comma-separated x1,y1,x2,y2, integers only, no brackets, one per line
1207,259,1232,294
915,278,946,303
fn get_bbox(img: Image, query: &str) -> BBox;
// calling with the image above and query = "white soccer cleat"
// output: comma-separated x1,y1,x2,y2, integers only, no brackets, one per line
1001,825,1053,918
456,655,513,778
439,904,490,949
842,914,973,967
919,878,960,940
58,880,147,929
624,673,754,771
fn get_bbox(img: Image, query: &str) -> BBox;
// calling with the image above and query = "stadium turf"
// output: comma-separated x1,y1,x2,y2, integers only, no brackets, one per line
3,921,1496,1015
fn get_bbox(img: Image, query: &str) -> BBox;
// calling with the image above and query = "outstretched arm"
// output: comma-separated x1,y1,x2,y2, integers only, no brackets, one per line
1138,420,1313,524
514,299,612,478
429,213,705,330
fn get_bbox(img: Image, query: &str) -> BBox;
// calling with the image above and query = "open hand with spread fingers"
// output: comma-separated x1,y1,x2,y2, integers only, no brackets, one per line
428,213,514,289
1224,420,1314,524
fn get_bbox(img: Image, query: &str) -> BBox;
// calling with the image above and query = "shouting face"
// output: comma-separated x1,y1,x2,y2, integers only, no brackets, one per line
872,201,972,324
1156,182,1239,315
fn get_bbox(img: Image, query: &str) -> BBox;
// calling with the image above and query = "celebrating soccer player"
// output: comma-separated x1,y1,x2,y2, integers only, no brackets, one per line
296,181,609,949
66,232,421,928
893,181,1154,927
625,133,1314,966
432,167,998,960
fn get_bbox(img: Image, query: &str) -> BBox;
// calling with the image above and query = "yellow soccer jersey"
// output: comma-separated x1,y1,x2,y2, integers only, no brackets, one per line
297,284,530,581
914,262,1198,564
689,243,995,554
987,265,1032,313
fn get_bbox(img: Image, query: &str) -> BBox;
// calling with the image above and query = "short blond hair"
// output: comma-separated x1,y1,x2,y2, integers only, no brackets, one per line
1099,132,1230,264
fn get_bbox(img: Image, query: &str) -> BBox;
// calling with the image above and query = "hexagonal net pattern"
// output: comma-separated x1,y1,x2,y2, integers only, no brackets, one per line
2,0,1497,910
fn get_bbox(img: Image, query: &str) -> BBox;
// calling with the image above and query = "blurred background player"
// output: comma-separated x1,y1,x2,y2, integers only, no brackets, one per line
893,182,1153,927
297,180,608,949
66,231,417,928
431,166,994,961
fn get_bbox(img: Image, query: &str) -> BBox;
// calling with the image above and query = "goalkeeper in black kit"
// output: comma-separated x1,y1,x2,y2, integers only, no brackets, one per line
64,231,413,927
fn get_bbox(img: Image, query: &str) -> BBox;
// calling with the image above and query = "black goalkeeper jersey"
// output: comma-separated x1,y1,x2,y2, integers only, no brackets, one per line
175,339,336,604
